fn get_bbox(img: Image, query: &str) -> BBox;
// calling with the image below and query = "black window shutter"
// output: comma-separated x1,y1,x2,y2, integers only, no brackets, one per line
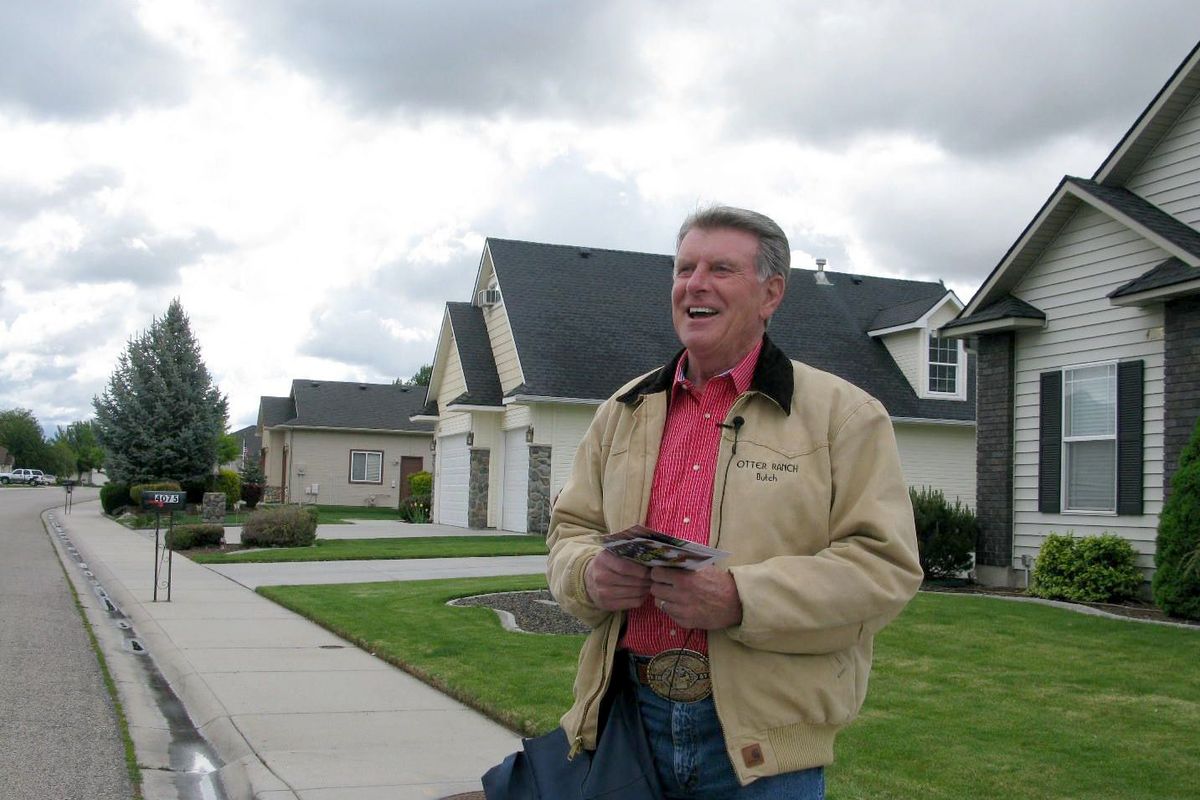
1116,360,1144,515
1038,371,1062,513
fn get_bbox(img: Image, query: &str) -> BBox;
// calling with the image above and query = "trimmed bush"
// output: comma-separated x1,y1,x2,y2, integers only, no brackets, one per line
241,505,318,548
1031,532,1143,603
100,482,131,515
181,476,208,504
409,470,432,498
1153,416,1200,619
241,482,264,509
210,469,242,510
166,524,224,550
909,486,977,579
129,481,182,508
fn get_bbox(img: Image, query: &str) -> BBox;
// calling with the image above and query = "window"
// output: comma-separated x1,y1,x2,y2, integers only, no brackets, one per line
927,335,959,394
349,450,383,484
1062,365,1117,512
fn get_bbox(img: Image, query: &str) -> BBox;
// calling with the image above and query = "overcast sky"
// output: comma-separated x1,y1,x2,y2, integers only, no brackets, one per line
2,1,1199,434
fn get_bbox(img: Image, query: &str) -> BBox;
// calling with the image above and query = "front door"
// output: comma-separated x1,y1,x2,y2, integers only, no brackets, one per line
399,456,423,501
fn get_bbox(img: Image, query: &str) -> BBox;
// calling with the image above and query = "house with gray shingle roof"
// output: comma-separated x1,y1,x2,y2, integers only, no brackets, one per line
422,235,976,533
258,380,433,507
942,39,1200,588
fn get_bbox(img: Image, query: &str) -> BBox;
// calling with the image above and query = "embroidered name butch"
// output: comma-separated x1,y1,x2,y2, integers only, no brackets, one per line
735,459,799,482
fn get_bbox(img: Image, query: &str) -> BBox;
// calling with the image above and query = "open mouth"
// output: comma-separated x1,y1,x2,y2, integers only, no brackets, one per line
687,307,718,319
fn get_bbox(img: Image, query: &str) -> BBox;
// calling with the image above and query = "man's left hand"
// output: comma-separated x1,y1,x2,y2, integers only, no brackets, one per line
649,566,743,630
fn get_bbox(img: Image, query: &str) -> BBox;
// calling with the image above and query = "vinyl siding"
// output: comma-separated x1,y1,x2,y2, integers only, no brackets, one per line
1010,204,1168,576
479,249,525,392
284,429,430,507
1125,92,1200,227
438,335,467,410
262,428,287,486
880,329,921,393
503,404,532,430
893,422,976,509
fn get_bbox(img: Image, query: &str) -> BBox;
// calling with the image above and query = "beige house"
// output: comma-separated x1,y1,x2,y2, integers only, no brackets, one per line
943,40,1200,586
259,380,433,507
419,238,976,534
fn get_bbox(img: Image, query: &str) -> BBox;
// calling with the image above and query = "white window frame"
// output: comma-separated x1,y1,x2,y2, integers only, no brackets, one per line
349,450,384,485
924,331,965,399
1061,362,1118,514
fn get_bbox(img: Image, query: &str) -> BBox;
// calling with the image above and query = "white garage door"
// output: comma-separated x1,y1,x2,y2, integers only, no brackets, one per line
502,428,529,533
436,433,469,528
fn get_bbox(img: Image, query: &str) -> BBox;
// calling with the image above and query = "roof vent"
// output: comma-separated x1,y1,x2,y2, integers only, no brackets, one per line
579,248,591,258
814,258,832,286
476,288,502,307
359,385,368,390
309,382,320,388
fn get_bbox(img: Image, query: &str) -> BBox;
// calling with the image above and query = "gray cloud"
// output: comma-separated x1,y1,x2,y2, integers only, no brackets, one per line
0,0,190,119
221,0,645,119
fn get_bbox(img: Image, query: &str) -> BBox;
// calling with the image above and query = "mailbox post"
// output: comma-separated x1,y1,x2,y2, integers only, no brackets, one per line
63,479,75,514
142,490,186,601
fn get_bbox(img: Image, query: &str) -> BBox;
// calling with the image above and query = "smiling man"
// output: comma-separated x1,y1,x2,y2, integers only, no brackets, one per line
546,206,923,799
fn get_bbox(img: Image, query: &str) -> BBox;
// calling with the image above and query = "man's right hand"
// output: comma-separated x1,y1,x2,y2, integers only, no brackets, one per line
584,550,652,611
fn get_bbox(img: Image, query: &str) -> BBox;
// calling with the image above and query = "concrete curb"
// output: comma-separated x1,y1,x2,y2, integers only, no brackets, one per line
46,504,296,800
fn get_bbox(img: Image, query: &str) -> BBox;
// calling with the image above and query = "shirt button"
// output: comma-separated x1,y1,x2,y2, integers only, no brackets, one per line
682,517,691,524
692,464,700,471
669,629,677,637
703,413,711,419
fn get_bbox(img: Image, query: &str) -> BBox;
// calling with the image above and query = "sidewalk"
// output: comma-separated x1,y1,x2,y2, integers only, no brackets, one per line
51,500,522,799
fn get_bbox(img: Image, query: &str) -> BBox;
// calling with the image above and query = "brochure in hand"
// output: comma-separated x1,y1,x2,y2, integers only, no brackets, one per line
598,525,730,571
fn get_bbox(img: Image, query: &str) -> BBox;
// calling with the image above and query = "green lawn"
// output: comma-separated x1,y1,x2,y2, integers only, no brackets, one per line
120,502,415,529
190,535,548,563
259,581,1200,800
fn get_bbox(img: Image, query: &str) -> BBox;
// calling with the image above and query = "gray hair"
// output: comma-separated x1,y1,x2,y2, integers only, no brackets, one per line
676,205,791,287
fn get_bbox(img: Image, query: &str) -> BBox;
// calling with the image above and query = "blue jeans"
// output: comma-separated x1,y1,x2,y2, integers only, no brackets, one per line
627,656,825,799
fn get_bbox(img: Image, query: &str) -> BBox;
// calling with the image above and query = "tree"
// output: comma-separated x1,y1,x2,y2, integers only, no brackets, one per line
1153,415,1200,619
0,408,50,468
54,420,106,479
217,432,241,465
395,364,432,387
93,299,229,484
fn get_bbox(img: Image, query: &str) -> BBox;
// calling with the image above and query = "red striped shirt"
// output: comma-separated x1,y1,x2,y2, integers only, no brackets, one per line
621,341,761,656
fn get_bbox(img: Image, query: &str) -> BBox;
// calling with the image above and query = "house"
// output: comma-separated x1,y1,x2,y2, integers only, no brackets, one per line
419,237,976,533
942,41,1200,587
259,380,434,507
222,424,261,473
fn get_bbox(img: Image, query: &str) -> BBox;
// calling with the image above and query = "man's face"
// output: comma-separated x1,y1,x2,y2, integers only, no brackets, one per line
672,226,785,376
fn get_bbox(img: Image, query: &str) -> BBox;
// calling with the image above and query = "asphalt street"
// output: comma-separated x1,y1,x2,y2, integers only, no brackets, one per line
0,485,133,800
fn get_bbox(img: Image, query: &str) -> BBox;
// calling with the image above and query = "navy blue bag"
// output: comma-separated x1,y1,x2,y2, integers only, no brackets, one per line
482,665,661,799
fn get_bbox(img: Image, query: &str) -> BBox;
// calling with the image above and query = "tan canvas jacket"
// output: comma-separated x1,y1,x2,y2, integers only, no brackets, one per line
546,336,923,785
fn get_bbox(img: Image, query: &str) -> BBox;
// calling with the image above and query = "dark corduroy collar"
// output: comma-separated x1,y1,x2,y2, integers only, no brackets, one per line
616,334,793,414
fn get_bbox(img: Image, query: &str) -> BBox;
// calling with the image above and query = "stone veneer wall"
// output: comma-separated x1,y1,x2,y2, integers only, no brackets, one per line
527,445,552,535
468,449,490,529
1164,296,1200,500
974,333,1015,570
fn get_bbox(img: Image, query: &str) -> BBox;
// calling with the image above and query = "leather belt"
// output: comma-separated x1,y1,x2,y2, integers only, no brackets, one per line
630,649,711,703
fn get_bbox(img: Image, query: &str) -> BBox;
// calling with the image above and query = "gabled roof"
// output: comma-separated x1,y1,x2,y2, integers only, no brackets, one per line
868,294,946,333
445,302,504,408
953,41,1200,330
940,294,1046,337
264,381,434,433
1094,40,1200,187
483,238,973,422
229,424,261,457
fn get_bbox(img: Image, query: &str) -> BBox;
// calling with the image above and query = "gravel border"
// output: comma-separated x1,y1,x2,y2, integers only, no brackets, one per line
448,590,589,635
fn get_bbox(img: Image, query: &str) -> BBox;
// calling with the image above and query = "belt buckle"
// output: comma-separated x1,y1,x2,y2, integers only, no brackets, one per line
645,648,711,702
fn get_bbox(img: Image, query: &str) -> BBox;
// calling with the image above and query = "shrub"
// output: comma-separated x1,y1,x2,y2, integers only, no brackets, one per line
209,469,242,510
409,470,432,499
1031,532,1143,603
129,481,182,508
399,495,431,523
241,505,318,548
908,486,977,579
181,476,209,504
241,482,264,509
100,482,131,515
1153,416,1200,619
166,524,224,550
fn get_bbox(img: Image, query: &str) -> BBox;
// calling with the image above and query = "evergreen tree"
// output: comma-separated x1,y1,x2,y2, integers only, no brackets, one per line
93,299,228,484
54,420,106,479
1153,415,1200,619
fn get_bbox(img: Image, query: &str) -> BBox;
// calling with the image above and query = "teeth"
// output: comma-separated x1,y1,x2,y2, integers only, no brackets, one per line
688,307,718,318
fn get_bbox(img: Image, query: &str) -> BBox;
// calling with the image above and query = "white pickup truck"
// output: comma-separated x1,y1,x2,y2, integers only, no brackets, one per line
0,468,51,485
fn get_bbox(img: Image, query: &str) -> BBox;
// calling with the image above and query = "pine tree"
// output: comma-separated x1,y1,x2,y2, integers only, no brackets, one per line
93,299,228,484
1152,415,1200,619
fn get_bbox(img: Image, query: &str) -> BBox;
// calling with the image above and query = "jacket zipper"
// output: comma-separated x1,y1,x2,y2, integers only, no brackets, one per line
569,614,616,759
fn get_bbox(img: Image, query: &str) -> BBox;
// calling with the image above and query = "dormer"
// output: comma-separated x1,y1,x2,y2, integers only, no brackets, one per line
868,291,967,401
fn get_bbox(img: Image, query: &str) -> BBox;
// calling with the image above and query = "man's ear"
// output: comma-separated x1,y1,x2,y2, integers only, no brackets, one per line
760,274,785,320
